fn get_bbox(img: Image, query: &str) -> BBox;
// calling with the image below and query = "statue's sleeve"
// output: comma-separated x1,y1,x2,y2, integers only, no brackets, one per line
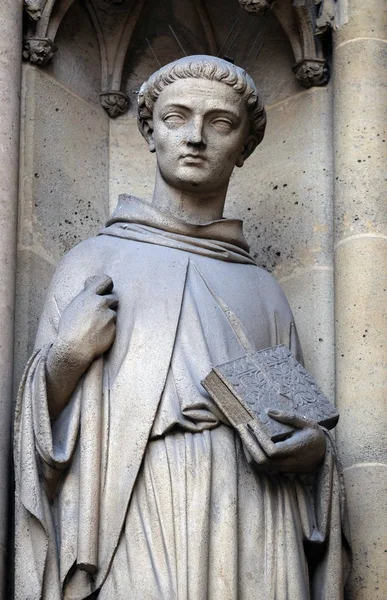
14,253,86,599
15,253,85,489
292,430,351,599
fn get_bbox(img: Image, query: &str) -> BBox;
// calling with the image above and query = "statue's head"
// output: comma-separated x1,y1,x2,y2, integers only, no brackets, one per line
137,55,266,194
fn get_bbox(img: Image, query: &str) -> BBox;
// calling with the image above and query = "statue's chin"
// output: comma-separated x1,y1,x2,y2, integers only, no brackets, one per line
162,167,212,193
174,176,206,192
158,162,231,196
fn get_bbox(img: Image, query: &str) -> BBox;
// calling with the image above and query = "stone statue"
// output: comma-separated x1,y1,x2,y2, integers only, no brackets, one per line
14,55,350,599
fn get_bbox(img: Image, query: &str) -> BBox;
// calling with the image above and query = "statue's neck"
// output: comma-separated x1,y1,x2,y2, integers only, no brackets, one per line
151,168,227,225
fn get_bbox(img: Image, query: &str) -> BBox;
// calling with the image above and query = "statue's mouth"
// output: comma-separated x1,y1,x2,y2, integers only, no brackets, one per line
180,154,207,163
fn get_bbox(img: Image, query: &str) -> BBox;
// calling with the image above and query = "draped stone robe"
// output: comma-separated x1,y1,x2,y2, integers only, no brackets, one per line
14,196,349,600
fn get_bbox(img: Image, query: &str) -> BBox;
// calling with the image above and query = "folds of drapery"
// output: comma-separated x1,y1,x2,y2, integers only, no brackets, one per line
14,238,191,599
99,427,350,600
14,344,350,600
14,347,82,600
13,205,350,598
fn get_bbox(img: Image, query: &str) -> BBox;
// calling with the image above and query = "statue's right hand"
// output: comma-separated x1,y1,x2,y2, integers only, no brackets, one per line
46,275,118,419
55,274,118,369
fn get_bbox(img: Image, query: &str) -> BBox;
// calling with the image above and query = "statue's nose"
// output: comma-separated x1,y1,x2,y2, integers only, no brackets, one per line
186,118,206,146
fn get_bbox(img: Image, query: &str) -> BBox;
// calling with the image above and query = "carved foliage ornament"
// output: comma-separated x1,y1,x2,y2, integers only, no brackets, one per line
293,57,329,87
23,38,58,66
100,92,130,118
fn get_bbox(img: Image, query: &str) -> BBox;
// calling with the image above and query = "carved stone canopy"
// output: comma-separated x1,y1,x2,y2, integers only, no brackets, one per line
238,0,337,88
23,0,149,117
22,0,218,118
23,0,337,116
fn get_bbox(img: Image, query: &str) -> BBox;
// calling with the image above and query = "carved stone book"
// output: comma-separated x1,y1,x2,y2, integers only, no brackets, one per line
202,345,339,442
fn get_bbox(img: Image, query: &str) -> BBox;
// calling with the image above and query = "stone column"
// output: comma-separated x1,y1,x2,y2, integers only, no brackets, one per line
333,1,387,597
0,0,23,595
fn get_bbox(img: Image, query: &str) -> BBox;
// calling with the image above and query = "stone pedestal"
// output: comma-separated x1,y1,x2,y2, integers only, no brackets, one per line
333,1,387,597
0,1,23,595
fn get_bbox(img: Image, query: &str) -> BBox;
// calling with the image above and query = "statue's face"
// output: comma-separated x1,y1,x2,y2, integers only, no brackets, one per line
149,78,252,194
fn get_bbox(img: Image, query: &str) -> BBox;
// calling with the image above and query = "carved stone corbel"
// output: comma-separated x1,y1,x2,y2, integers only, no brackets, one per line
293,57,328,87
23,38,58,65
23,0,55,63
238,0,276,15
100,91,130,118
239,0,338,88
23,0,77,67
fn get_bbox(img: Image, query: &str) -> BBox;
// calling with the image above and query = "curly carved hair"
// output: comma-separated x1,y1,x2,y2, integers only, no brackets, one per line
137,55,266,159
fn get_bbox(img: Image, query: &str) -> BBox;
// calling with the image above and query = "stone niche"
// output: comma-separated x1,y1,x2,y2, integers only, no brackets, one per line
13,1,387,599
18,0,336,400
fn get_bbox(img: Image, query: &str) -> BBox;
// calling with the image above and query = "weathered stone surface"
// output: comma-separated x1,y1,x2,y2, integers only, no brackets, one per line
226,86,334,280
100,92,130,118
109,116,156,211
111,86,334,281
335,237,387,468
45,1,102,108
333,40,387,241
333,3,387,595
280,267,334,401
109,80,335,406
122,9,299,109
23,37,58,65
245,20,301,106
7,0,387,595
334,0,387,47
344,464,387,600
19,66,109,264
14,250,55,388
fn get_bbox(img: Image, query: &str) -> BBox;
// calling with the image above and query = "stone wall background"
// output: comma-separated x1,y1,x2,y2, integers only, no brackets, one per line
14,1,387,597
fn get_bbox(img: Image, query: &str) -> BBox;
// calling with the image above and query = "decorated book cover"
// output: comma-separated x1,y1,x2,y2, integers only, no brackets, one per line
202,345,338,442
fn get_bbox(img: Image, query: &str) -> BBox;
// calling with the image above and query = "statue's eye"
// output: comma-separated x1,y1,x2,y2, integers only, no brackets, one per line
212,118,233,132
163,113,185,126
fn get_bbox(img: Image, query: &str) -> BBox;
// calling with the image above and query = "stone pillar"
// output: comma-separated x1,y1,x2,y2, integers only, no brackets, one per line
333,1,387,597
0,0,23,595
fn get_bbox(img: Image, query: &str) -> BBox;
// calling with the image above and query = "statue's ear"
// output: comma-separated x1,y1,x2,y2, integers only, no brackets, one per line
236,134,258,168
140,118,155,153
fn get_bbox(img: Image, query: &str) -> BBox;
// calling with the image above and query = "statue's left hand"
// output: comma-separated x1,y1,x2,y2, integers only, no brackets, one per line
235,411,326,474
